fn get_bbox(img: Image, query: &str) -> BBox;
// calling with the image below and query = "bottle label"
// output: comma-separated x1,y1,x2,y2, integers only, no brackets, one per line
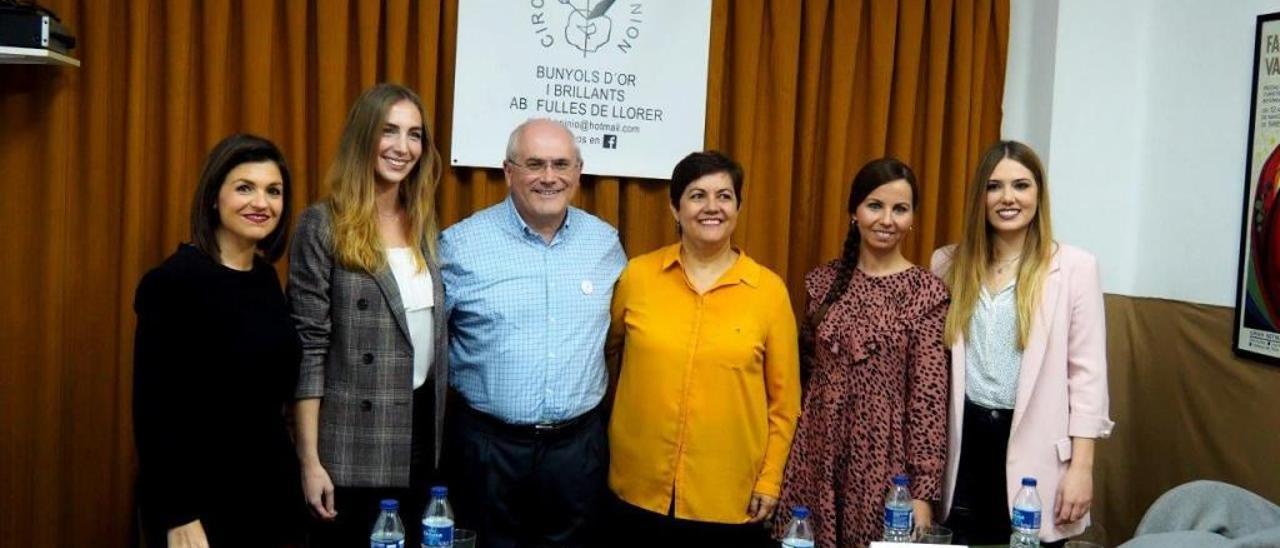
423,524,454,546
781,539,815,548
1012,507,1041,529
884,506,913,529
370,541,404,548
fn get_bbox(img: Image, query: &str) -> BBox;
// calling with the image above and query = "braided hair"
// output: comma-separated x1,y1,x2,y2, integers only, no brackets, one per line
808,157,919,334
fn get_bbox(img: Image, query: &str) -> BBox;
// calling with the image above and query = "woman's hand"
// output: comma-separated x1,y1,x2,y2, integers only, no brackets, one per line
167,519,208,548
747,492,779,523
1054,462,1093,525
912,498,934,531
302,460,338,520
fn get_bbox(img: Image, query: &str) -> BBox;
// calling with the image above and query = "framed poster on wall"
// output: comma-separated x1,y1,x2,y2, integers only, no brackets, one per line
1234,11,1280,364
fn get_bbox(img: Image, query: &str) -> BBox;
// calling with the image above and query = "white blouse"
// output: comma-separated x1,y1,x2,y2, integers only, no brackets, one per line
386,247,434,389
964,281,1022,409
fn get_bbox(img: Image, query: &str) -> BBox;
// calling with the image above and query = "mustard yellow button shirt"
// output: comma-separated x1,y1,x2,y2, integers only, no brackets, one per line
607,243,801,524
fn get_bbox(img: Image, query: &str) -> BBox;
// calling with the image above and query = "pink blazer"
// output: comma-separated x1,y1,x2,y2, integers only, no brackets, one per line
931,243,1115,542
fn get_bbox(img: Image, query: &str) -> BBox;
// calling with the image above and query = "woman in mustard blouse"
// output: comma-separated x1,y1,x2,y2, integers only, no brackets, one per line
606,151,801,547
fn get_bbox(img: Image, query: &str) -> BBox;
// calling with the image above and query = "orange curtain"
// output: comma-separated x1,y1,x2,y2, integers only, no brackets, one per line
0,0,1007,545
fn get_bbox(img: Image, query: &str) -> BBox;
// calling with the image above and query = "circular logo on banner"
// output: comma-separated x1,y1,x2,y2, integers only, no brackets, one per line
528,0,645,56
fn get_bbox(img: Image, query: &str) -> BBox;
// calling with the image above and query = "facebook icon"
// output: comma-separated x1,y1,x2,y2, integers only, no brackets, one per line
602,134,618,149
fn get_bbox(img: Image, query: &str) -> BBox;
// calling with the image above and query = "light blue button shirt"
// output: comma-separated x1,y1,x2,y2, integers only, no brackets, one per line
440,197,626,424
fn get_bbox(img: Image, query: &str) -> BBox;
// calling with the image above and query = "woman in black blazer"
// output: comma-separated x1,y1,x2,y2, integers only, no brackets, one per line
289,83,449,547
132,134,303,547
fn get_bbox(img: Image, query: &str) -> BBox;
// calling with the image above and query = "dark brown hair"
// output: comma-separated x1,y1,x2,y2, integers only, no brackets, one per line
669,150,744,209
817,157,920,309
189,133,293,262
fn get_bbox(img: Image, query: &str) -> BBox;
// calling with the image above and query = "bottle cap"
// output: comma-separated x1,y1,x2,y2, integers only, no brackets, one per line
1022,477,1037,487
380,498,399,511
793,506,810,519
893,473,909,486
431,485,448,497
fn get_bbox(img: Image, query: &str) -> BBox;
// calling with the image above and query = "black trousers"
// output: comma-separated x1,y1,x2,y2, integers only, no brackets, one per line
606,495,775,548
310,382,438,548
446,402,608,548
946,399,1069,548
946,398,1015,546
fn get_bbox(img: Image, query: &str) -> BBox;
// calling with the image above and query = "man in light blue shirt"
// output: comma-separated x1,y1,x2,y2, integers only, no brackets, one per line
440,119,625,548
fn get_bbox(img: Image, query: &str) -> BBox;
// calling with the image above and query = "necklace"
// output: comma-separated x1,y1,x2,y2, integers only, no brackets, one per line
992,254,1021,275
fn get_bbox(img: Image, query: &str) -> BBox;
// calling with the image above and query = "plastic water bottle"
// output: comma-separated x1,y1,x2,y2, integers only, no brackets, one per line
882,473,914,542
422,485,455,547
1010,476,1043,547
370,499,406,548
780,506,814,547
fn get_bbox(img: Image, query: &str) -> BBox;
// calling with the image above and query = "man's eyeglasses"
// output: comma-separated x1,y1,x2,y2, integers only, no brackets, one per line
506,157,580,173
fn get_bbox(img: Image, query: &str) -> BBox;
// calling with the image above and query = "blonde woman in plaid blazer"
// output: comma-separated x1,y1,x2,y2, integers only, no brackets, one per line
289,83,448,547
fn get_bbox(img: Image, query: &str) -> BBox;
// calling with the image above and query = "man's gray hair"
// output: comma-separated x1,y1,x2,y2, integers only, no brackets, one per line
505,118,583,163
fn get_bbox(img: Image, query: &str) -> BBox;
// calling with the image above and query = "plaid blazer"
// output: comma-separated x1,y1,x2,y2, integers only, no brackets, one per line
288,202,448,487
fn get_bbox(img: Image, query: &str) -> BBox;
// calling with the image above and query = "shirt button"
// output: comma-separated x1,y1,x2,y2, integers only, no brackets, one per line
360,400,373,411
991,409,1000,420
548,352,556,359
362,353,374,365
357,298,369,310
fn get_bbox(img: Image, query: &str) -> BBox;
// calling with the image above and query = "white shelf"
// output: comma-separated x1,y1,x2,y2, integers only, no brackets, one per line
0,46,79,67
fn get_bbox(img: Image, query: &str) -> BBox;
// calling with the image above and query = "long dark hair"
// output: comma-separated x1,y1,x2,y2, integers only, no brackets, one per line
189,133,293,263
798,157,918,383
816,157,920,310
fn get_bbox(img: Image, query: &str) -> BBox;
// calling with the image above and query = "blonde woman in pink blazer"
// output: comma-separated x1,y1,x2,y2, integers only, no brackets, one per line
930,140,1115,546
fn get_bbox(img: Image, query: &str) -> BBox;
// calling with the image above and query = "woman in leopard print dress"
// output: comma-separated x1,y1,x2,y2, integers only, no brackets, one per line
776,158,949,547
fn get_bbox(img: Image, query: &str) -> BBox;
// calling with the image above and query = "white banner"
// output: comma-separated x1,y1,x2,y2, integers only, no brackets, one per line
449,0,712,179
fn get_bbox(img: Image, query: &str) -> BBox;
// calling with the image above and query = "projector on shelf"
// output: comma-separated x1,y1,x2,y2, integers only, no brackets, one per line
0,4,76,54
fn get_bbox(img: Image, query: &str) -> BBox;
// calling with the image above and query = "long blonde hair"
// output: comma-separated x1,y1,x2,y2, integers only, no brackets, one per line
943,141,1054,349
327,83,442,273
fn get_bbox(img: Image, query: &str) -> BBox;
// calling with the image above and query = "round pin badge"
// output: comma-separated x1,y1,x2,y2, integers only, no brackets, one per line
581,279,595,295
